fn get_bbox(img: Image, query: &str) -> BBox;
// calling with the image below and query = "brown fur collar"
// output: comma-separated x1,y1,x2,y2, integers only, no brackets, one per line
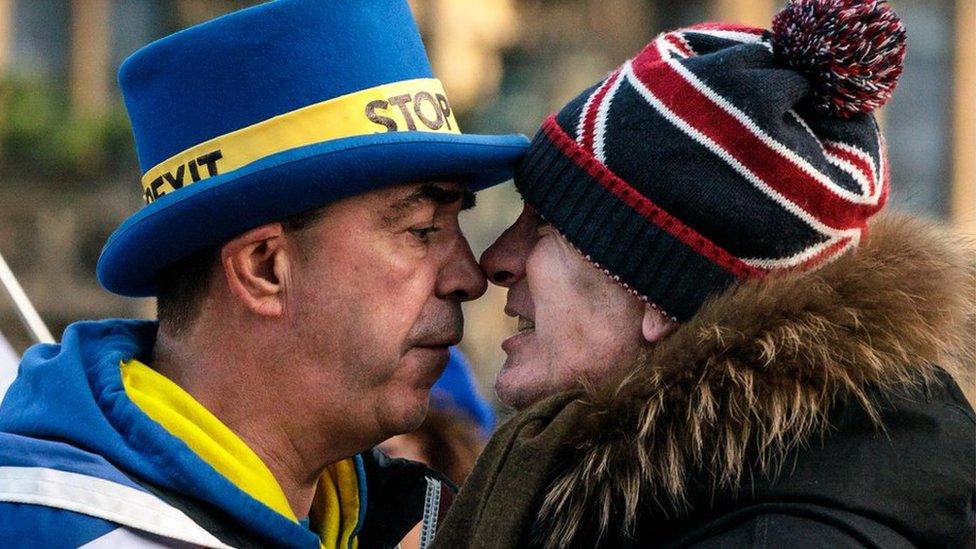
535,214,975,547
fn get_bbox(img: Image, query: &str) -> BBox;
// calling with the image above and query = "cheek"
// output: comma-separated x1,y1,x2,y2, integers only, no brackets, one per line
332,243,438,337
525,238,602,335
287,258,418,387
525,240,572,304
525,237,644,371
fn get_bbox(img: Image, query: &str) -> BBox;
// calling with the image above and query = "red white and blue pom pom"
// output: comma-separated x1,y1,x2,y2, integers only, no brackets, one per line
771,0,906,118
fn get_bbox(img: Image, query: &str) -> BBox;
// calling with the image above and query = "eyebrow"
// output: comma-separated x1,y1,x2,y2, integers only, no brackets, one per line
382,184,476,224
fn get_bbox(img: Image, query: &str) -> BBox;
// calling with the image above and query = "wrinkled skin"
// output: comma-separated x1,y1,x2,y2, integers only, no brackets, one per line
480,204,650,409
286,182,487,438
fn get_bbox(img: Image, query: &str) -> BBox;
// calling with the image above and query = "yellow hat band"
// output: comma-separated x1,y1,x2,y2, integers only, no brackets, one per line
141,78,460,203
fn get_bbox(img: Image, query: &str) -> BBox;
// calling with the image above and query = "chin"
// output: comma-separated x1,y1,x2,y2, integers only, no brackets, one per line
495,369,547,411
378,393,430,436
402,347,451,385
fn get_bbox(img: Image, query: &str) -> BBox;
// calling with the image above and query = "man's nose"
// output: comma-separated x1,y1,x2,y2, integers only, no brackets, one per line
480,221,530,288
437,234,488,302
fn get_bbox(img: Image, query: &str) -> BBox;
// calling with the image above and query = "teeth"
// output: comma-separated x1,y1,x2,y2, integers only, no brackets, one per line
517,317,535,332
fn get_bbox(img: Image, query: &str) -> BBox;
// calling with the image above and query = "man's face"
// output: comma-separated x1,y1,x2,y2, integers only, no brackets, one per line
285,182,486,438
480,204,647,409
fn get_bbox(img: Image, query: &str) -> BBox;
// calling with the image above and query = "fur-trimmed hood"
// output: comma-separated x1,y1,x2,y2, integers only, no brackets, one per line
533,213,975,547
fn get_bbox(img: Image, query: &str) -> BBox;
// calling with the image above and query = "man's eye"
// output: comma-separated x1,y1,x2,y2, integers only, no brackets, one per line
409,226,440,243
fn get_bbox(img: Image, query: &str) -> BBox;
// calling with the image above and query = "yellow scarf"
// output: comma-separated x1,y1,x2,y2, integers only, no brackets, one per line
121,359,361,548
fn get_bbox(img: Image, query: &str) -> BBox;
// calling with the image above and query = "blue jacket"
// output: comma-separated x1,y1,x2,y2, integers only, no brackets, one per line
0,320,450,548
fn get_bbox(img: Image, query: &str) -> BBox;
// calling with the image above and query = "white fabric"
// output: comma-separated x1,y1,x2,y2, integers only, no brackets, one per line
0,466,229,548
0,330,18,401
418,476,442,549
79,527,178,548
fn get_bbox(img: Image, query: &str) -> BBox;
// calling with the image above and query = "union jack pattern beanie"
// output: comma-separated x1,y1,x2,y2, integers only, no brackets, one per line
515,0,906,321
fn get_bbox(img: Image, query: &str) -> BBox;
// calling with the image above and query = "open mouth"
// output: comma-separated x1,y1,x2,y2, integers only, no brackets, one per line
502,314,535,353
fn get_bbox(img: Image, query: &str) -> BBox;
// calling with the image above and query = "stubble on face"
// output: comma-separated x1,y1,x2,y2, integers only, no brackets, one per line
283,182,477,440
492,209,647,410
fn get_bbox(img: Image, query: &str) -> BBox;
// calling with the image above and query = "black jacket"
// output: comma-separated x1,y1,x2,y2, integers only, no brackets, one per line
434,215,975,548
622,372,974,548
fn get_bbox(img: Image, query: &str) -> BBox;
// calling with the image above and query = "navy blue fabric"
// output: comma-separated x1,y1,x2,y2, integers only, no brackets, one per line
0,320,321,548
432,348,496,435
0,503,119,547
677,44,873,197
553,81,600,142
516,130,736,321
101,0,529,297
678,44,808,133
514,26,890,320
802,108,883,161
599,76,828,259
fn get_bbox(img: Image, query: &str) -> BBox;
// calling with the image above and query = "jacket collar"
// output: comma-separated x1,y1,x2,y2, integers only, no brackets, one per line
535,214,975,546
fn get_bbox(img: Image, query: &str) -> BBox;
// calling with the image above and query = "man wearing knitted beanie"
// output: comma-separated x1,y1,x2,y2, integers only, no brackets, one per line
433,1,975,547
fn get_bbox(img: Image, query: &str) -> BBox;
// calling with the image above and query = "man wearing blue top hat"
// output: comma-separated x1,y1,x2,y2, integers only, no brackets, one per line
0,1,526,547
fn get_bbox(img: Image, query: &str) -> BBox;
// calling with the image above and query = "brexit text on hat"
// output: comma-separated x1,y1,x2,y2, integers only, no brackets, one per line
143,151,223,203
140,78,460,204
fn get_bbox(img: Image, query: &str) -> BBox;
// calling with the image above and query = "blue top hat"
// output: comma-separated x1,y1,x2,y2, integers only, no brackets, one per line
97,0,529,296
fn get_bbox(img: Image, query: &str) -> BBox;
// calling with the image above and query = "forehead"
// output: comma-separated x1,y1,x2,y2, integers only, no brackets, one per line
293,181,471,238
287,181,470,251
365,181,473,224
523,206,613,288
342,181,467,211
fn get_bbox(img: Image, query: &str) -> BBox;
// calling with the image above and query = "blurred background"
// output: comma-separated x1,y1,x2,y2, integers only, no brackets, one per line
0,0,973,410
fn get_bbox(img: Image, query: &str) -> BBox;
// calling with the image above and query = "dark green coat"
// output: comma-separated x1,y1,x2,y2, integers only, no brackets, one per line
434,215,975,548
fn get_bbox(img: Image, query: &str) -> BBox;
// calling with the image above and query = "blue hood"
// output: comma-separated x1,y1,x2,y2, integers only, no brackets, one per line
0,319,319,547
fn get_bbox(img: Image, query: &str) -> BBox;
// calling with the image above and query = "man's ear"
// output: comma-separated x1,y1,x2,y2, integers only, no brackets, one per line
220,223,289,317
642,303,677,343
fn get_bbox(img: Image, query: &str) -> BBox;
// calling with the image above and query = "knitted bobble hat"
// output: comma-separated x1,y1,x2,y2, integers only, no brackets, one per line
515,0,906,321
